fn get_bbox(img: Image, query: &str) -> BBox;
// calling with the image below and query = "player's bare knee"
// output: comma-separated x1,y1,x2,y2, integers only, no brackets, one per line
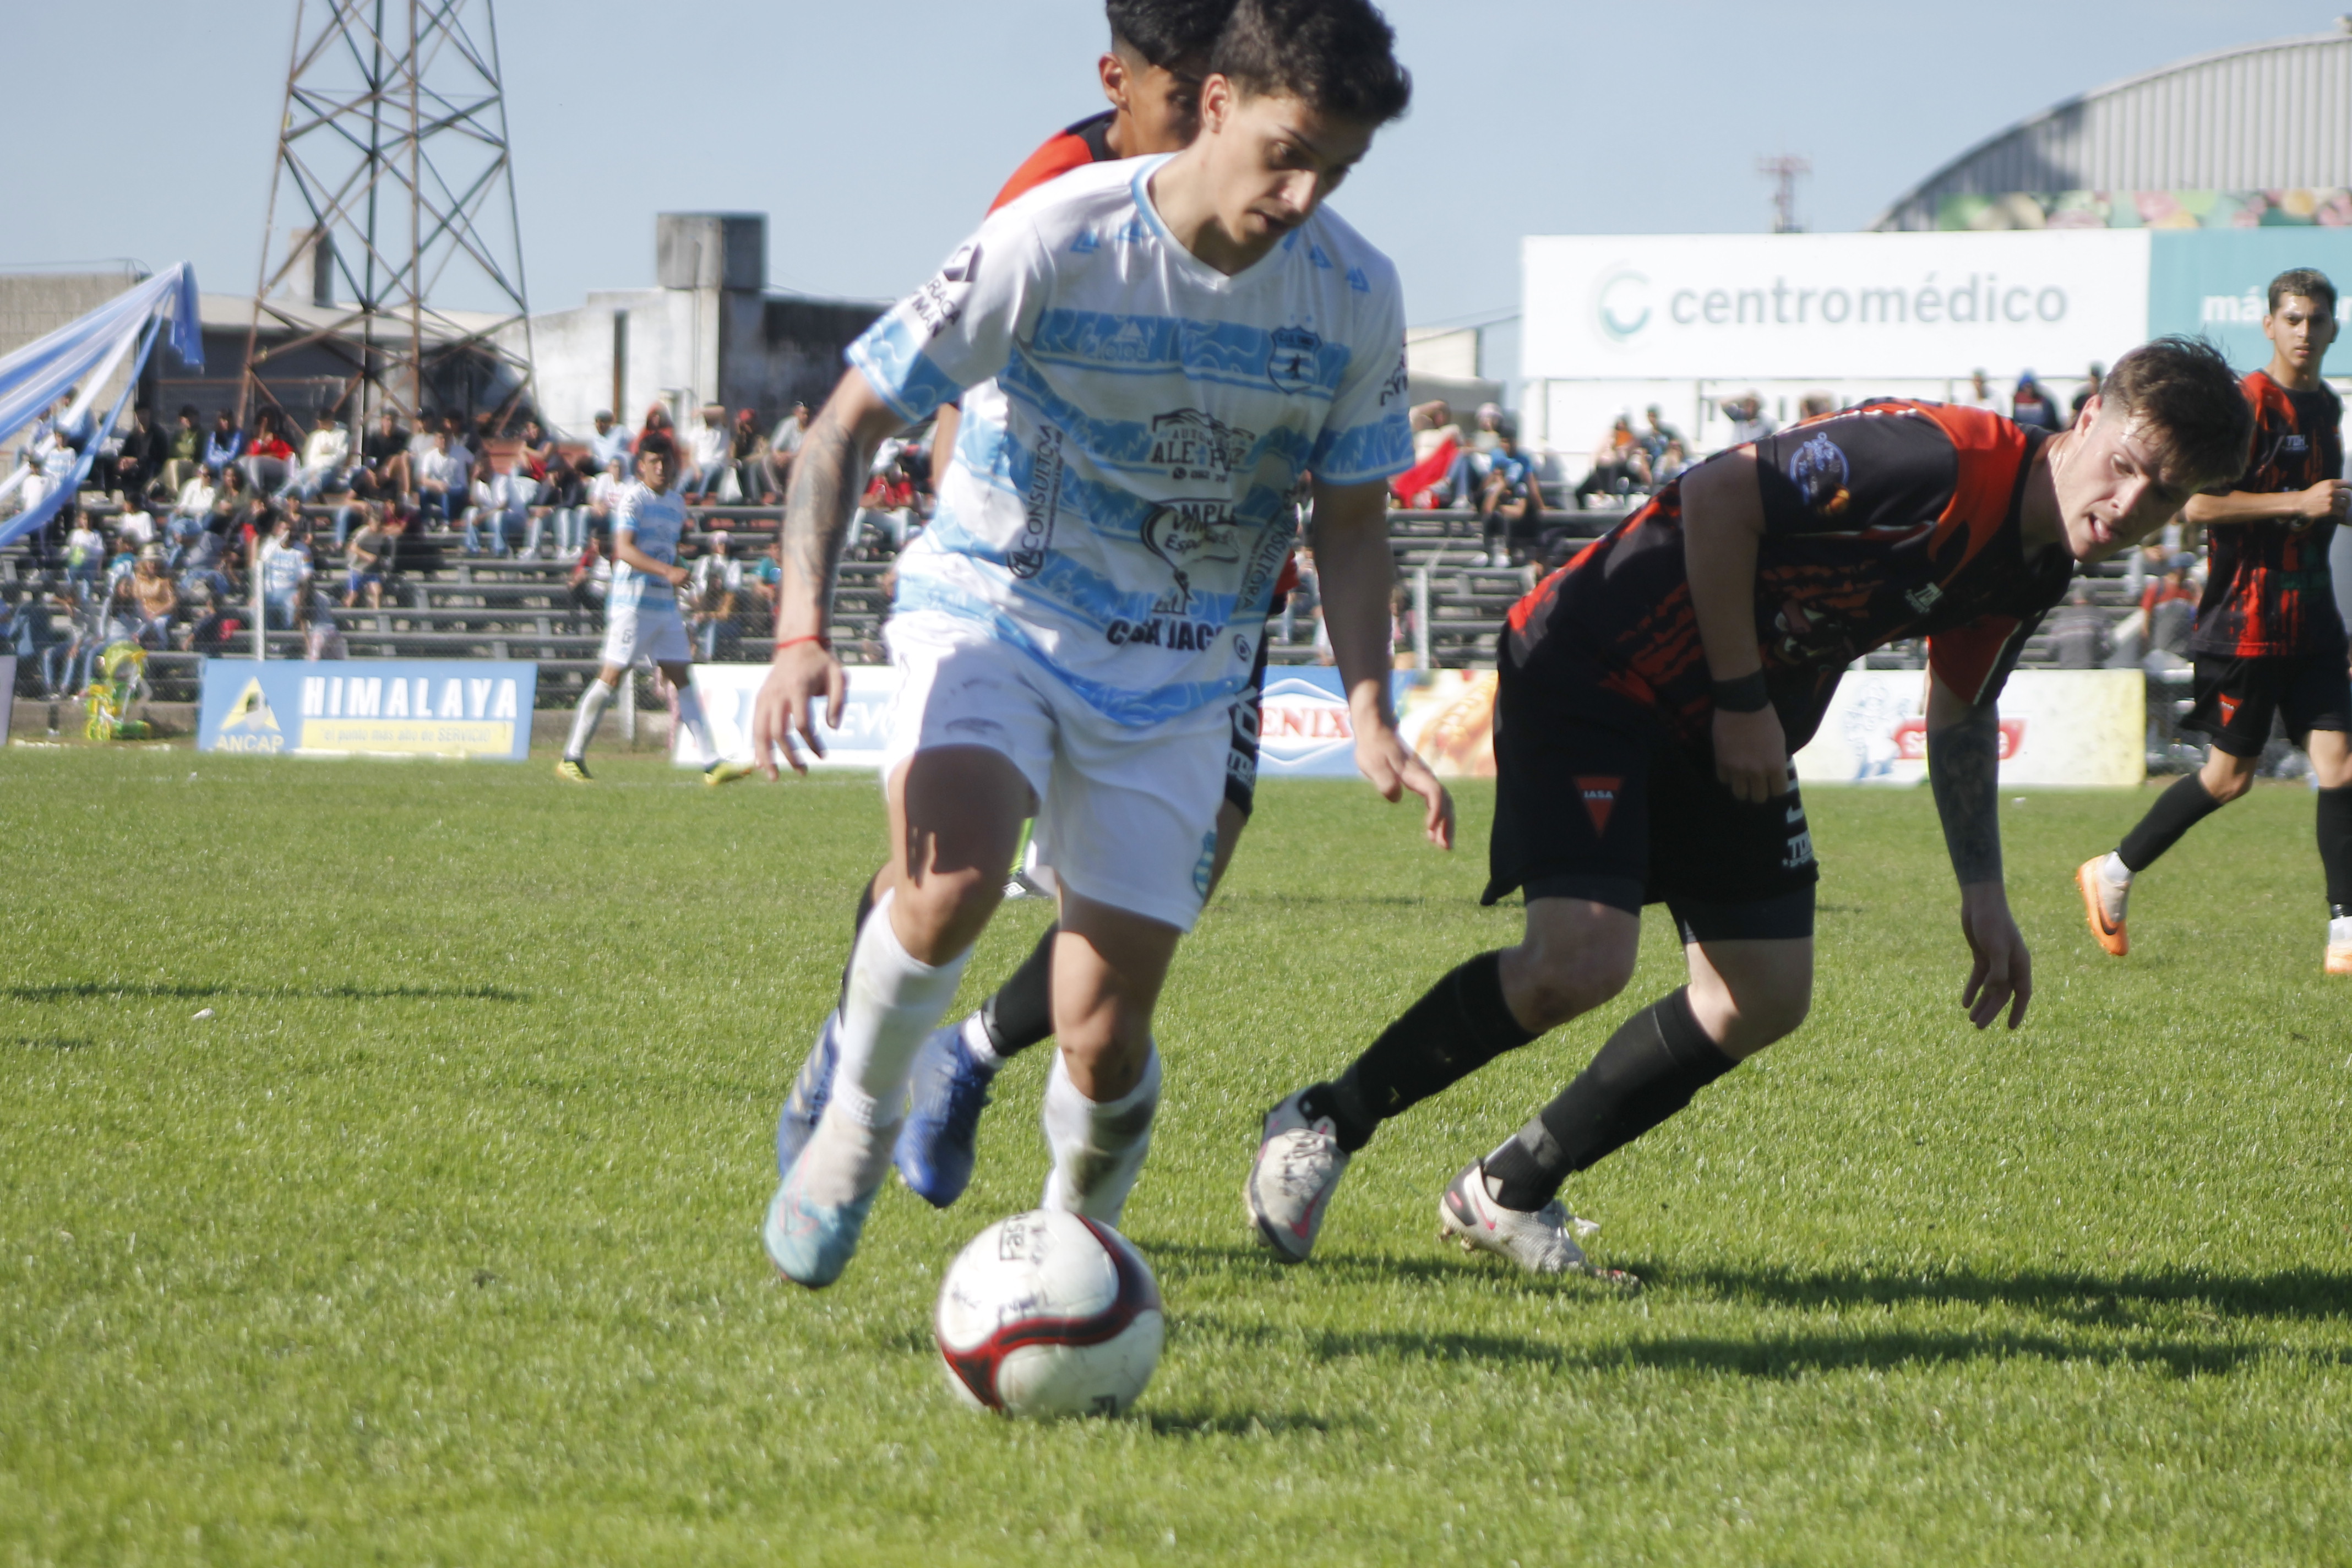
1508,944,1635,1032
892,865,1001,959
2202,758,2256,803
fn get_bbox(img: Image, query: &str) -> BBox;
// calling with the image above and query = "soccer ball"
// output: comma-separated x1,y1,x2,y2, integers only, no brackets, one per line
935,1209,1164,1418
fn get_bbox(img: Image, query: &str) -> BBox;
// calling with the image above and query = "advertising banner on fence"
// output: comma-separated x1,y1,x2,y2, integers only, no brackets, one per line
195,659,536,760
676,663,902,770
1793,668,2145,788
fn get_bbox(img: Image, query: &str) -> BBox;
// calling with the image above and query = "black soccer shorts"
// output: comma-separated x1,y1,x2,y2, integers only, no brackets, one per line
2184,651,2352,758
1483,655,1817,943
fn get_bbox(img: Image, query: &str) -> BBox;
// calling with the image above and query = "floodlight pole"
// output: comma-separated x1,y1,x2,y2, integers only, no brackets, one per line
241,0,537,427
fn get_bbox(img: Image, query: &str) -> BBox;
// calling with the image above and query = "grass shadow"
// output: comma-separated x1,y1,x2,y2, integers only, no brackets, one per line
8,1035,94,1049
2,981,531,1004
1669,1264,2352,1325
1143,1408,1346,1437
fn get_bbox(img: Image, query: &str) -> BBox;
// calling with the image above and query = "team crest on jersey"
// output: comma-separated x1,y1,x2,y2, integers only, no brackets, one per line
1142,497,1242,615
2218,694,2242,727
1787,433,1852,519
1268,326,1324,393
1147,409,1255,482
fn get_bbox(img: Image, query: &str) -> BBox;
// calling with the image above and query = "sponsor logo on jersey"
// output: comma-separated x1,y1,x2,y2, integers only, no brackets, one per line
909,241,981,336
1905,583,1943,614
1106,614,1222,651
1785,828,1816,869
2282,434,2310,454
1142,497,1242,614
1380,350,1409,407
1268,326,1324,393
1012,426,1064,580
1788,432,1852,519
1575,774,1623,835
1147,409,1255,483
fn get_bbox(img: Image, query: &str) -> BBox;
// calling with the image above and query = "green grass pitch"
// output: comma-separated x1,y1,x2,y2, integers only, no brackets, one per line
2,749,2348,1565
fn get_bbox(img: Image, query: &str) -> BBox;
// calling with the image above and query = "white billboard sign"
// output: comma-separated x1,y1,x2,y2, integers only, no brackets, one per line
1523,231,2151,383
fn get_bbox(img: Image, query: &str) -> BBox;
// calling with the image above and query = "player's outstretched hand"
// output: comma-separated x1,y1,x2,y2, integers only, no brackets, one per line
1712,705,1790,802
1354,721,1455,850
1958,886,2032,1030
750,641,846,780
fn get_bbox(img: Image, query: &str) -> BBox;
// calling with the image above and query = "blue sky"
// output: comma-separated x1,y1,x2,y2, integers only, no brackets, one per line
1,0,2331,377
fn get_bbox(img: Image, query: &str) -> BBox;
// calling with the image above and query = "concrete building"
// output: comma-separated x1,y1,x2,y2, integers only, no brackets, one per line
1521,24,2352,461
507,213,883,438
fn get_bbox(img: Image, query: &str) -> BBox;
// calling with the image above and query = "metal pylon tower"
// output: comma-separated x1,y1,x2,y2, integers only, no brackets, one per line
1756,153,1811,235
241,0,536,426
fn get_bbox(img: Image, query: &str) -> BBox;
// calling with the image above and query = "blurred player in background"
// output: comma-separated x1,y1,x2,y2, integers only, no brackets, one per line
556,435,752,786
753,0,1441,1290
2079,269,2352,971
1246,339,2255,1277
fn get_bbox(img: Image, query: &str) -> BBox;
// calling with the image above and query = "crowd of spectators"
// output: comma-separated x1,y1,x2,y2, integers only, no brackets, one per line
1,391,940,699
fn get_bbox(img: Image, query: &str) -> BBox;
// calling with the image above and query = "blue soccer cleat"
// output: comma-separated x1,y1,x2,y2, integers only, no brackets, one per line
892,1020,998,1209
763,1150,878,1290
775,1012,840,1179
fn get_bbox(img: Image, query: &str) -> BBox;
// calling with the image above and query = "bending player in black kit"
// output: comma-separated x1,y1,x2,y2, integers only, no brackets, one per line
2077,268,2352,972
1245,339,2257,1275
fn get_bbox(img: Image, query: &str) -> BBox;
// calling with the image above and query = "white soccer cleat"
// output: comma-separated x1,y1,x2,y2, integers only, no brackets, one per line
1244,1089,1350,1264
2328,915,2352,976
1436,1160,1596,1277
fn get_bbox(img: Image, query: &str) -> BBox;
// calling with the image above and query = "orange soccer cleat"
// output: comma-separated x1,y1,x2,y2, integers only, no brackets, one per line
2077,857,2129,957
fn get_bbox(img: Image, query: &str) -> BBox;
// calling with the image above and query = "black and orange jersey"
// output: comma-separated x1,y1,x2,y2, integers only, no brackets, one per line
1504,401,2072,749
988,111,1118,214
2190,369,2346,659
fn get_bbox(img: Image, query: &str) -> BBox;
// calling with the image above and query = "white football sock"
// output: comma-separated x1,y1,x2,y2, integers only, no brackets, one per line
828,889,970,1133
961,1011,1006,1071
673,682,715,760
1039,1044,1161,1228
564,679,614,760
2100,851,2133,886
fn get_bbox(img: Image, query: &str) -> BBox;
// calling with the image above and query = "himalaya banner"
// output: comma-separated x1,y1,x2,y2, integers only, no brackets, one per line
196,660,536,760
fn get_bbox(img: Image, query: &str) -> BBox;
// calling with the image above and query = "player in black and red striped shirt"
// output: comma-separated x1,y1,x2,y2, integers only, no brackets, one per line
1245,339,2255,1276
2079,269,2352,972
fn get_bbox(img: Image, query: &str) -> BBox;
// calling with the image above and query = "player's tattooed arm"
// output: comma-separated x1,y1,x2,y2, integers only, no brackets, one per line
1924,683,2003,887
754,368,914,778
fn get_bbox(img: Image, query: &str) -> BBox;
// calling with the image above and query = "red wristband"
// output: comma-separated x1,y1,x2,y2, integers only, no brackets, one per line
774,633,831,652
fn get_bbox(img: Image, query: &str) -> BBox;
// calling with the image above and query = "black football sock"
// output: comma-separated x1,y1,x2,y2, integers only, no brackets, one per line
1300,952,1539,1153
977,923,1058,1060
2317,785,2352,911
2117,773,2225,873
1482,988,1736,1213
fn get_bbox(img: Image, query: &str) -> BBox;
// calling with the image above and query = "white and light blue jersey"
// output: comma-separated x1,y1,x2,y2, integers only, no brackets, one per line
610,482,687,611
848,156,1411,727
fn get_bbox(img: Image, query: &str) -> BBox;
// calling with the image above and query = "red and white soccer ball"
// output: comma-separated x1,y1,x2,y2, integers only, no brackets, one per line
935,1209,1164,1418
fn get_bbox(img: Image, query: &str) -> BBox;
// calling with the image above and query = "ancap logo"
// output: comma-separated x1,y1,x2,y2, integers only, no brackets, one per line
1575,775,1623,836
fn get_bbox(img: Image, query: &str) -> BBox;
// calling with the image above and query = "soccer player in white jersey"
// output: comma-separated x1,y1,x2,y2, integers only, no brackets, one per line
556,435,750,785
749,0,1445,1289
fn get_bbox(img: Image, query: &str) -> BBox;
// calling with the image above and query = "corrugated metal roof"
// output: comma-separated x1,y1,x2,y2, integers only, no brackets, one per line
1875,26,2352,231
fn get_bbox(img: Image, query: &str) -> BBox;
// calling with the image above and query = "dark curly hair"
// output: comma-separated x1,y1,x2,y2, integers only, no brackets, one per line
2100,336,2255,489
1207,0,1410,124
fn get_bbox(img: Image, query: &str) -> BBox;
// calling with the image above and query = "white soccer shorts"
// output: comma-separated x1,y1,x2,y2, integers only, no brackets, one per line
600,599,690,667
880,609,1227,932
